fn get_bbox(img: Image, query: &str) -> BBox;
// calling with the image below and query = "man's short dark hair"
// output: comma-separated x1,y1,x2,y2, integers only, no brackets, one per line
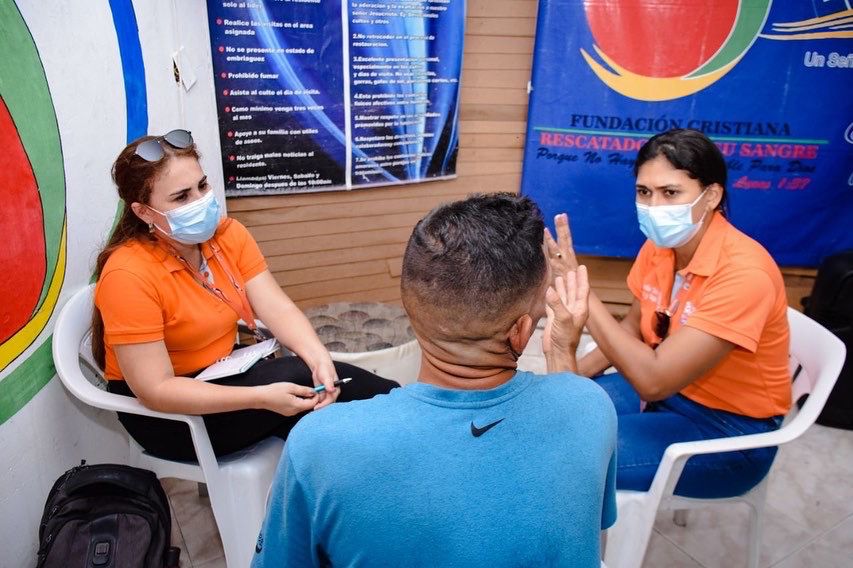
401,193,546,331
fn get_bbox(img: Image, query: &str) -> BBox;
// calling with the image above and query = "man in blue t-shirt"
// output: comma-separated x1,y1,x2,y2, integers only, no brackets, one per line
253,193,617,567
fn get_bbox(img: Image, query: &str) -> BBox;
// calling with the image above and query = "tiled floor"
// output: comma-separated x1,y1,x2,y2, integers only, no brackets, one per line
164,333,853,567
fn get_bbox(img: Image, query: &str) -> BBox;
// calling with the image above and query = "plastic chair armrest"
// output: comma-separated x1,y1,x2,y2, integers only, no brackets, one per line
76,375,217,468
648,429,795,500
64,367,204,428
662,429,794,463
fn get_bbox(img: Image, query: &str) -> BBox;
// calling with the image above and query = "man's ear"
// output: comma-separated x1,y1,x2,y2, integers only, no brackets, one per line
130,202,154,225
507,313,536,358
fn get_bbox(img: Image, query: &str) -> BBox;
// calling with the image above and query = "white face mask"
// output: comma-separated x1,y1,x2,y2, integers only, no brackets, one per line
636,190,708,248
148,191,221,245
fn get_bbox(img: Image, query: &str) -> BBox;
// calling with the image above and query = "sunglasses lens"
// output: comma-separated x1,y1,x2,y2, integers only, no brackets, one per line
135,140,165,162
163,129,193,149
654,311,670,340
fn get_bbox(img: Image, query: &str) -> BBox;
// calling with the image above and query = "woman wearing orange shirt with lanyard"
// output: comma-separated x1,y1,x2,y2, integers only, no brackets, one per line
547,128,791,497
93,130,398,461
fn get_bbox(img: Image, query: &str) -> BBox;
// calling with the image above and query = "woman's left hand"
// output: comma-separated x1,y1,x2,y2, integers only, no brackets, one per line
311,355,340,409
544,213,579,279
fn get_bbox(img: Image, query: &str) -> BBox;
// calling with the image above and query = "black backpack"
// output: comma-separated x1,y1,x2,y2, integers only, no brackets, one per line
802,250,853,429
36,462,178,568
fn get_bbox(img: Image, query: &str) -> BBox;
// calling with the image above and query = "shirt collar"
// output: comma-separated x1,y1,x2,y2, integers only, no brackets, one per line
402,371,534,408
141,237,214,273
682,211,728,277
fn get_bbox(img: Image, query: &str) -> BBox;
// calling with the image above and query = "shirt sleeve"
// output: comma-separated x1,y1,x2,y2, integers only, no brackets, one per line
220,218,268,281
252,443,317,568
95,269,165,345
626,241,654,299
685,267,776,353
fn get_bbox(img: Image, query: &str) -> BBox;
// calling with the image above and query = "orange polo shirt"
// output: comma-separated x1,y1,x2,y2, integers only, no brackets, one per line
94,218,268,380
626,212,791,418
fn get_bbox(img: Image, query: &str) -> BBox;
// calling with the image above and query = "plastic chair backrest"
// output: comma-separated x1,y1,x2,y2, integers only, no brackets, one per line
781,308,846,437
52,285,210,426
53,285,110,405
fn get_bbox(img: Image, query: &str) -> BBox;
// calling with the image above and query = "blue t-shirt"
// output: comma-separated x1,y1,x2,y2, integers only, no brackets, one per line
253,371,617,568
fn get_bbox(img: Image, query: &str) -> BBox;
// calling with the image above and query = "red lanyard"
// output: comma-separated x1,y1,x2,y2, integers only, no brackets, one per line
166,240,265,340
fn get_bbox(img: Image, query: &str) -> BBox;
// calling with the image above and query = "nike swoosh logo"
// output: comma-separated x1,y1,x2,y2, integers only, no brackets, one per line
471,418,504,437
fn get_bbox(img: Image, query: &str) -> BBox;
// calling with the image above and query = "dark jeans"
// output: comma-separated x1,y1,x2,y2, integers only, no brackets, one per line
595,373,783,498
108,356,399,462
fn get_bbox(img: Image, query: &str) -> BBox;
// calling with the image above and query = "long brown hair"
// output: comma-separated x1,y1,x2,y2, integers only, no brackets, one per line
91,135,200,369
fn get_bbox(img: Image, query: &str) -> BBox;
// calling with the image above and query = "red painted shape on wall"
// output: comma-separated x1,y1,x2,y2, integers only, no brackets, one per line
585,0,739,78
0,95,46,343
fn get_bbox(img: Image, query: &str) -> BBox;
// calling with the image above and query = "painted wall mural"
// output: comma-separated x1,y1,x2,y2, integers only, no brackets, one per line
0,0,149,424
0,3,225,563
0,0,67,422
0,0,224,428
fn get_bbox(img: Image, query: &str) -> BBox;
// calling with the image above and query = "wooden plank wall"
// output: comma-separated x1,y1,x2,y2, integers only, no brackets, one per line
227,0,536,309
227,0,815,313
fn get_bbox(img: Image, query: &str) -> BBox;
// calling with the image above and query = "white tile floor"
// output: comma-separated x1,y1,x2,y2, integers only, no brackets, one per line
163,333,853,567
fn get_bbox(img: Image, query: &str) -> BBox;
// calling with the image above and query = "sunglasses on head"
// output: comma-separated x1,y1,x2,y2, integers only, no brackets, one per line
134,129,193,162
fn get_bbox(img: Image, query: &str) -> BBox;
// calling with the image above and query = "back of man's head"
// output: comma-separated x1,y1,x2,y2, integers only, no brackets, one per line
401,193,547,343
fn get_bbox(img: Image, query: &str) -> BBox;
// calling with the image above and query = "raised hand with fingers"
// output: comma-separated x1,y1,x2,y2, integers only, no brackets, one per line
544,213,580,284
543,265,590,373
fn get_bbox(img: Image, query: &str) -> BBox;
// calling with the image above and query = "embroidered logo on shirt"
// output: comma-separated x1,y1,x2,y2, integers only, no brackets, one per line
470,418,504,437
681,301,696,325
641,283,662,305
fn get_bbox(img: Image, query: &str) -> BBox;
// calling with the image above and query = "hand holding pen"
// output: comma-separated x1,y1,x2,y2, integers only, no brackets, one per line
314,377,352,393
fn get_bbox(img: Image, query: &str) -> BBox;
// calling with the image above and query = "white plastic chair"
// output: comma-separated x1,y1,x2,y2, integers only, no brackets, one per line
603,308,847,568
330,339,422,385
53,285,283,568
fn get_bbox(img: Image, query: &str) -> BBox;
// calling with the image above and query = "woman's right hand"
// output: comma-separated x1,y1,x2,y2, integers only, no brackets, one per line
256,382,319,416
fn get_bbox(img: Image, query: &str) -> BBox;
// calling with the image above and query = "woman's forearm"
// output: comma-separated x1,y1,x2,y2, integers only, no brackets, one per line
578,303,642,377
577,347,611,377
246,270,331,373
585,292,666,399
136,376,265,414
264,302,330,369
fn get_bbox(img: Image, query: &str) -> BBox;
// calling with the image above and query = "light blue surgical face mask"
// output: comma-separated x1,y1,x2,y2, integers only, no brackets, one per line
636,190,707,249
150,190,221,245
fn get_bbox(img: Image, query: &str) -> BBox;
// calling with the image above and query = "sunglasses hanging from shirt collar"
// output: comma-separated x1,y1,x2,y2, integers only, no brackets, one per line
652,273,694,348
134,129,194,162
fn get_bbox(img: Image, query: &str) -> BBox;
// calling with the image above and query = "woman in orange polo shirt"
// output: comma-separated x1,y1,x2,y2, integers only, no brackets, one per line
547,128,791,498
93,130,398,461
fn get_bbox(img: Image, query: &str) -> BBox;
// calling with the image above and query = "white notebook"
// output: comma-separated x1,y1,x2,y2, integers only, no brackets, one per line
195,338,280,381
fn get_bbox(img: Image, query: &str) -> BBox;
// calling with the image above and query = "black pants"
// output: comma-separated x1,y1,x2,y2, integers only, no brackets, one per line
108,356,399,461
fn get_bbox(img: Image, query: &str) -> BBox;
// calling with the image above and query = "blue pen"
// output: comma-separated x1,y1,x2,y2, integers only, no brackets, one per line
314,377,352,393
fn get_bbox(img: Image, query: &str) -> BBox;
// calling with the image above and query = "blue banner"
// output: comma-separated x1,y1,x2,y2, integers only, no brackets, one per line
521,0,853,266
208,0,463,196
